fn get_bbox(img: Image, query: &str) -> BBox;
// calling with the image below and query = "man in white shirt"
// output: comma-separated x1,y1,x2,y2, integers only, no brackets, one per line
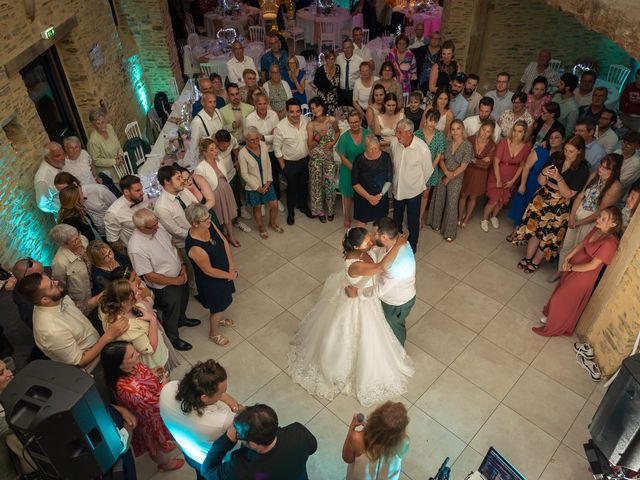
462,74,483,117
409,22,427,49
273,99,312,225
336,39,363,108
574,69,597,107
190,93,223,166
63,136,99,185
390,119,432,253
128,208,199,351
464,97,502,142
154,165,199,248
485,72,514,120
352,27,373,70
345,217,416,346
518,49,560,94
247,93,284,211
226,41,258,87
34,142,65,217
103,174,148,254
595,109,619,154
159,360,236,473
448,75,469,120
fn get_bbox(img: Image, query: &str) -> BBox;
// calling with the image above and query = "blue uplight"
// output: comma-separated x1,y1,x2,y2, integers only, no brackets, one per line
127,55,150,113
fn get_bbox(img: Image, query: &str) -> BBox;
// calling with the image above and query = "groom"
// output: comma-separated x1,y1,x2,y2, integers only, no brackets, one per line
346,217,416,346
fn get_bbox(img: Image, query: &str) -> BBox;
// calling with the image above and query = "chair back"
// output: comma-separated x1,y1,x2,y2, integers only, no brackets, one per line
548,59,562,75
403,91,410,107
249,25,265,44
606,64,631,92
185,13,196,35
183,45,200,78
125,121,143,141
295,55,306,71
114,152,134,178
318,19,337,51
362,28,370,44
301,103,311,117
169,77,180,101
187,33,200,51
200,63,215,78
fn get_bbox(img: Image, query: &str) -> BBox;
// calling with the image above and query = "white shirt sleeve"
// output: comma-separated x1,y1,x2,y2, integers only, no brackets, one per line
104,207,121,243
273,124,284,158
155,203,189,243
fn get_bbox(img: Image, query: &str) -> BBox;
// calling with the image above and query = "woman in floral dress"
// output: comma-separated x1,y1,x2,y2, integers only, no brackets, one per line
386,34,417,95
307,96,340,222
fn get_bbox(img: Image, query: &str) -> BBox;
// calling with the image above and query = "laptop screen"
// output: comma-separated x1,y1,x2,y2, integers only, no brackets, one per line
478,447,527,480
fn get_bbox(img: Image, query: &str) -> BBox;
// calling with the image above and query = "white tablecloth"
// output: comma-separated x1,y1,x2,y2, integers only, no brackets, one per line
393,5,442,36
204,6,262,37
296,7,353,46
367,36,394,73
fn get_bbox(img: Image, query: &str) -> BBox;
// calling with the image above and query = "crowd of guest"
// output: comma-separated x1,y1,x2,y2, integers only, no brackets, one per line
4,20,640,480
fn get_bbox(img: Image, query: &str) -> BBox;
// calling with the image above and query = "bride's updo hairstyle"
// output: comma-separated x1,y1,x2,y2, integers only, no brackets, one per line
342,227,368,257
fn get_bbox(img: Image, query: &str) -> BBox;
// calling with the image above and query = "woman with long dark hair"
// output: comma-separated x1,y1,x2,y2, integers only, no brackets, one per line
428,40,458,94
58,184,100,241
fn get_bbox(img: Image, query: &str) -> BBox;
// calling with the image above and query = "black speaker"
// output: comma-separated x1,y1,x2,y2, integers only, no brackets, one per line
0,360,124,479
590,353,640,470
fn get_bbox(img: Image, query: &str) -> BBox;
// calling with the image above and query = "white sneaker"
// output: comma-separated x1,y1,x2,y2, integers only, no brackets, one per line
235,220,252,233
240,207,252,220
277,200,285,212
261,205,266,216
480,220,489,232
539,316,547,325
578,355,602,382
574,342,595,359
490,216,499,229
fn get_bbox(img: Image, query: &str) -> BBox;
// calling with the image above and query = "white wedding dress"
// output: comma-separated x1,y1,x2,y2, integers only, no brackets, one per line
287,258,414,406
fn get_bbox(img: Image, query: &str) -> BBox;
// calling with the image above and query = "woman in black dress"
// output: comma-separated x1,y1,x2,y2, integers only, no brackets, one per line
184,203,237,347
351,134,393,225
313,49,341,116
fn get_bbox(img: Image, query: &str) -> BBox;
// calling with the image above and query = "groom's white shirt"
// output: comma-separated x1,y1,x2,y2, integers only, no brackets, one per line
359,244,416,305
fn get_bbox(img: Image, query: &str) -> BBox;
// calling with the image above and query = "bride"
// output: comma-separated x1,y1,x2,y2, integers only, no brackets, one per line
288,227,414,406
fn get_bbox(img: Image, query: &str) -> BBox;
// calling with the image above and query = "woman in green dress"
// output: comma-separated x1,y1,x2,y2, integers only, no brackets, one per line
336,110,370,228
414,108,446,228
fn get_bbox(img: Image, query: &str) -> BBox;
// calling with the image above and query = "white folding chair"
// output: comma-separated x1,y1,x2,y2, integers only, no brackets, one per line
283,16,305,53
132,144,145,168
319,20,337,52
295,55,306,71
185,13,196,35
301,103,311,117
403,92,410,107
114,152,133,178
606,64,631,92
248,25,266,45
362,28,370,45
182,45,200,78
169,77,179,100
125,121,143,141
548,59,562,75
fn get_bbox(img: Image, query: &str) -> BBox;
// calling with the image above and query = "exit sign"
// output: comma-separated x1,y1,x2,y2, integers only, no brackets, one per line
41,27,56,40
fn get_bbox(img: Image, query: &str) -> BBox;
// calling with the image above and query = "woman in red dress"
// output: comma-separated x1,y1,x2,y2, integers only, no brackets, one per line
481,120,531,231
533,206,622,337
101,341,184,471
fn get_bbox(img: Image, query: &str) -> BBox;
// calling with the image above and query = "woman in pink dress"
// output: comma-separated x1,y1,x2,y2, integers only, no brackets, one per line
533,206,621,337
481,120,531,231
101,341,184,471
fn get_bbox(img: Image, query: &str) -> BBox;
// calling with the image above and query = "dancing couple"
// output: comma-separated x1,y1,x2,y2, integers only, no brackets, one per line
288,217,416,406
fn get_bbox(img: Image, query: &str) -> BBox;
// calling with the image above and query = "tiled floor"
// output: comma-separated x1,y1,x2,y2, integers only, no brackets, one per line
137,206,602,480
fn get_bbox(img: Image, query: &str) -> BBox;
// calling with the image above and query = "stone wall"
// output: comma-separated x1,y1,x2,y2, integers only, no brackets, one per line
0,0,180,267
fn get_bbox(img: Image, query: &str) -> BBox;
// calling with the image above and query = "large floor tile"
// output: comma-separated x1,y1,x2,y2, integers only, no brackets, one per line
532,338,597,399
503,367,586,440
225,286,285,338
455,221,507,257
327,393,409,426
403,341,447,403
406,298,430,330
288,285,324,320
244,372,324,426
247,311,299,369
217,340,281,403
232,242,287,284
415,369,499,442
414,227,444,258
291,241,347,282
451,336,527,400
260,224,320,260
470,404,559,480
463,259,527,304
305,409,350,480
179,321,245,364
507,281,553,322
403,406,466,480
563,400,598,457
435,282,503,333
487,240,530,278
255,263,320,308
408,308,476,365
323,227,348,252
423,242,484,280
450,446,484,480
415,260,459,306
480,306,549,363
295,212,345,239
539,444,593,480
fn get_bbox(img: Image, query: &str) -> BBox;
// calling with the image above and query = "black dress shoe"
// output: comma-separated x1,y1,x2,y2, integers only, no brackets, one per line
170,338,192,351
179,318,201,327
287,213,295,225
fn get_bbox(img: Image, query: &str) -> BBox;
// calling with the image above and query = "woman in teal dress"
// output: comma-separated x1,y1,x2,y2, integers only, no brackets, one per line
336,110,369,228
414,108,446,228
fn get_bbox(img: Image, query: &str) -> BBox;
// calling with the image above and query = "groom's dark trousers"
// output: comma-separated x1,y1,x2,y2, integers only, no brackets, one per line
381,296,416,346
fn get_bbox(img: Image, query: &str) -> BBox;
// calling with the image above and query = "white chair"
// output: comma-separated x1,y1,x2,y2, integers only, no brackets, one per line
115,152,134,178
182,45,200,78
131,144,146,169
283,16,305,53
548,59,562,76
606,64,631,92
185,13,196,35
318,20,337,52
301,103,311,117
200,63,215,78
169,77,179,100
248,25,265,45
125,121,142,141
295,55,306,71
403,92,410,107
362,28,370,45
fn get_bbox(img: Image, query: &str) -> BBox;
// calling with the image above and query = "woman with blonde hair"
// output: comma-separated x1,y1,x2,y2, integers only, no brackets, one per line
99,279,178,371
342,401,410,479
58,184,100,241
86,240,129,295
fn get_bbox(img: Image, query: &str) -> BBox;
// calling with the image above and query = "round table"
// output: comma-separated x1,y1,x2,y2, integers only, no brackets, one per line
204,6,262,37
392,5,442,37
296,7,354,46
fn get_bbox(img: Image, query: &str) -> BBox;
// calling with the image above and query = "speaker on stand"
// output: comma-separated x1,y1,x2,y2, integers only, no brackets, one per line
0,360,126,479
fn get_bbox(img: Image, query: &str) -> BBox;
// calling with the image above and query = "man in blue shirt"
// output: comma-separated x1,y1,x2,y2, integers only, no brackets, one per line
575,119,606,172
449,74,469,120
260,35,288,84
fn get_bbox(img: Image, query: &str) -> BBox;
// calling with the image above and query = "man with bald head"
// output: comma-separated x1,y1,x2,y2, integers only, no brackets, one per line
518,48,560,94
35,142,65,217
192,77,214,118
227,41,258,87
189,91,223,164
